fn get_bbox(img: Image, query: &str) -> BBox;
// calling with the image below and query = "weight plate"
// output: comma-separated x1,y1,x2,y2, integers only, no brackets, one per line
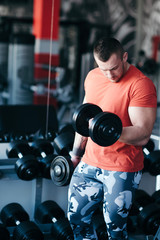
50,156,74,186
13,221,44,240
0,203,29,227
6,140,33,158
89,112,122,146
35,200,65,224
137,202,160,235
32,139,54,157
72,103,102,136
130,189,155,216
51,217,74,240
54,132,74,155
15,155,40,181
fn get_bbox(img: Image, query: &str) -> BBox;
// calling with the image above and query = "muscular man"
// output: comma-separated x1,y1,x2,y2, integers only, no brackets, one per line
67,37,157,240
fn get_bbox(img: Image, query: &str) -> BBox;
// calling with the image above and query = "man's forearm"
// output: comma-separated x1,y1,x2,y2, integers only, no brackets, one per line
71,133,88,157
119,126,151,146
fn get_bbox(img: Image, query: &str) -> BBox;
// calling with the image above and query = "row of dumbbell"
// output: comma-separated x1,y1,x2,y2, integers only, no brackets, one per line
4,132,160,187
0,200,73,240
4,125,75,184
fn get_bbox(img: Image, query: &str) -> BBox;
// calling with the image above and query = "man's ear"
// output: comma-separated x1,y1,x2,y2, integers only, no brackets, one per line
123,52,128,62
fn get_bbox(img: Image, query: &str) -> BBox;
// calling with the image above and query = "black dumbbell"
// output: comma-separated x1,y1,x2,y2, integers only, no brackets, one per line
50,131,75,186
31,139,57,179
142,139,160,176
6,140,40,180
0,224,10,240
0,203,44,240
72,103,122,146
129,189,160,235
35,200,74,240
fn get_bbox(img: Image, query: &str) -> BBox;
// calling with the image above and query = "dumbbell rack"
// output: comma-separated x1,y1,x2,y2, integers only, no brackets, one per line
0,142,69,239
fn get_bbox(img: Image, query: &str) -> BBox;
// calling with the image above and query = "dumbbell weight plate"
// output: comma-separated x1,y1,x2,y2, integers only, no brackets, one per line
6,140,33,158
0,203,29,227
89,112,122,147
32,139,54,157
54,132,75,155
137,202,160,235
72,103,102,137
50,156,74,186
51,217,74,240
35,200,65,224
15,155,40,181
129,189,155,216
13,221,44,240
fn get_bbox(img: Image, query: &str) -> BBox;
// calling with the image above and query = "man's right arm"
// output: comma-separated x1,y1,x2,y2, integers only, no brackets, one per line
70,133,88,167
70,96,88,167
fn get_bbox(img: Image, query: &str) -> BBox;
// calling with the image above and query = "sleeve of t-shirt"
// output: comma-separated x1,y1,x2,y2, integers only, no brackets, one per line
129,77,157,107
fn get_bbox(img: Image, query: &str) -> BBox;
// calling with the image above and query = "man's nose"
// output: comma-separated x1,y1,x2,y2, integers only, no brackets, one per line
106,70,113,78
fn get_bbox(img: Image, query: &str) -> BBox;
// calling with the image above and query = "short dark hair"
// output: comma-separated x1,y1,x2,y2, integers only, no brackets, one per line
93,37,125,62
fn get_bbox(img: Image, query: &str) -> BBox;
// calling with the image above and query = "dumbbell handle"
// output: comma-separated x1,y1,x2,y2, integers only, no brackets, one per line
18,152,23,159
16,220,21,225
41,151,47,158
52,217,57,223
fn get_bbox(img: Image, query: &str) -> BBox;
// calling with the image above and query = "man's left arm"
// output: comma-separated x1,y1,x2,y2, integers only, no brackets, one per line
119,107,157,146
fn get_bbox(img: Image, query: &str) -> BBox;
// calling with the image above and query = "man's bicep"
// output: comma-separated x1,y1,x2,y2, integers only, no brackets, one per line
128,106,157,133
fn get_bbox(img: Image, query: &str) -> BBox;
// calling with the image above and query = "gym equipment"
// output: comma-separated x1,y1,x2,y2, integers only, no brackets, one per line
35,200,74,240
53,130,75,156
0,202,44,240
50,130,75,186
0,223,10,240
130,189,160,235
143,139,160,175
6,140,40,180
50,155,74,186
72,103,122,146
31,139,56,179
130,189,155,216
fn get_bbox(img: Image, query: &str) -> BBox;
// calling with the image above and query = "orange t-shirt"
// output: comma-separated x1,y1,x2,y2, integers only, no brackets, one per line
82,65,157,172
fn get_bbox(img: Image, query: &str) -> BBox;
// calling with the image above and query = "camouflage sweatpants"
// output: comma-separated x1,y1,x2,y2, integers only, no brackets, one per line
67,161,142,240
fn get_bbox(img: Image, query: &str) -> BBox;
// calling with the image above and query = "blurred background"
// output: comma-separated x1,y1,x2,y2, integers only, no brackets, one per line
0,1,159,239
